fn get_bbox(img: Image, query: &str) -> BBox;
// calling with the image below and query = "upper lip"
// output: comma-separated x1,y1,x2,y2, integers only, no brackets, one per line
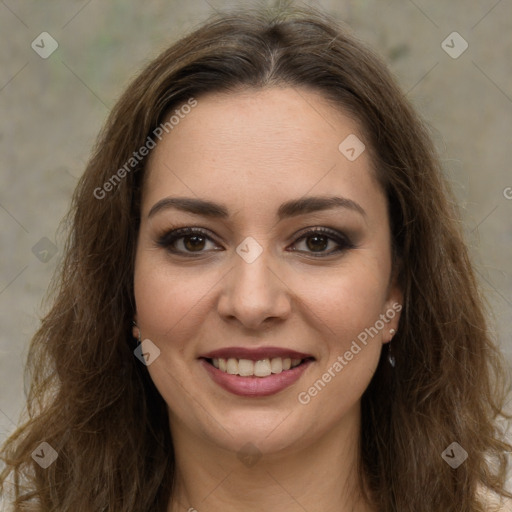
200,346,314,361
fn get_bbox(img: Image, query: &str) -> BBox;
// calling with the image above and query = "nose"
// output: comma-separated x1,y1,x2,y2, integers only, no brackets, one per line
217,248,292,331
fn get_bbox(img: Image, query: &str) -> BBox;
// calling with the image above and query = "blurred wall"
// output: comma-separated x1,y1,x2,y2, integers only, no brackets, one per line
1,0,511,442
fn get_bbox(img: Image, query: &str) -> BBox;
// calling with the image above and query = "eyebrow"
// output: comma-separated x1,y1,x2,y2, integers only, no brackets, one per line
147,195,366,220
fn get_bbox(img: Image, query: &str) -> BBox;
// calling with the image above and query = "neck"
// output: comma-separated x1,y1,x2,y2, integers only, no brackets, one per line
167,404,376,512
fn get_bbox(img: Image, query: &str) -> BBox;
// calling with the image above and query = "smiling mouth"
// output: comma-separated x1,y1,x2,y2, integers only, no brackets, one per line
203,357,313,377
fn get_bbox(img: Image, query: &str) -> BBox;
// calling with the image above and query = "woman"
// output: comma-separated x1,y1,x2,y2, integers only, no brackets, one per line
1,4,511,511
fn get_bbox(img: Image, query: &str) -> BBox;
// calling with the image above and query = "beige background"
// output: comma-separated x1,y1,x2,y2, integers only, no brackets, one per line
1,0,511,451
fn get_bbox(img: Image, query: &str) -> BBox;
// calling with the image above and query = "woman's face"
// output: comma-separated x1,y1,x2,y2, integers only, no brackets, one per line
133,87,402,455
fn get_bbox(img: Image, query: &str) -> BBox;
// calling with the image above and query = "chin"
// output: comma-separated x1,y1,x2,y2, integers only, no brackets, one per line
204,411,313,456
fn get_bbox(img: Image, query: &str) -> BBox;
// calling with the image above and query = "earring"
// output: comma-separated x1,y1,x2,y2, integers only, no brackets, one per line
388,329,396,367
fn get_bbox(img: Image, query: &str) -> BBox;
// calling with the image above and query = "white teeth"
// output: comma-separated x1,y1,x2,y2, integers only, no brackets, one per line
254,359,272,377
226,358,238,375
211,356,305,377
270,358,283,373
238,359,254,376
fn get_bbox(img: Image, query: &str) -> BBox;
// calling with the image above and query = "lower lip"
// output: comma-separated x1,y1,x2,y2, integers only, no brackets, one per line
200,359,313,397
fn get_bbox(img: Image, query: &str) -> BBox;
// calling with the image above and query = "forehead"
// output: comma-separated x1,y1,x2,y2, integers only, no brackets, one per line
142,87,384,222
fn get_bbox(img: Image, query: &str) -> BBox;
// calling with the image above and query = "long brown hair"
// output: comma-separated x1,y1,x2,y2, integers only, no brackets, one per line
1,3,511,511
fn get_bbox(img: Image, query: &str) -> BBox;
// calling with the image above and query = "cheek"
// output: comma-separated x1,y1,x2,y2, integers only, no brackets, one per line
133,255,220,341
134,248,390,351
132,257,213,416
295,268,386,424
297,258,390,343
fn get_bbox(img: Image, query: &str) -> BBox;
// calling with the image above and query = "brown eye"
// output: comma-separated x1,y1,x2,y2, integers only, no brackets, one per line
291,228,353,257
305,234,329,252
157,227,221,255
183,234,207,252
157,226,353,258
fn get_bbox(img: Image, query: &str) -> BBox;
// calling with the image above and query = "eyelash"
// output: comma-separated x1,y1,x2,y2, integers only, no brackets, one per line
156,226,354,258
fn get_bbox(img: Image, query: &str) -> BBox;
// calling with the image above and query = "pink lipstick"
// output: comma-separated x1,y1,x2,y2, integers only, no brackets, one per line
199,346,314,397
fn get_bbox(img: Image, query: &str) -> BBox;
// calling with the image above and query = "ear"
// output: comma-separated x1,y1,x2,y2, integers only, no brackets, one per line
132,317,139,339
382,272,403,344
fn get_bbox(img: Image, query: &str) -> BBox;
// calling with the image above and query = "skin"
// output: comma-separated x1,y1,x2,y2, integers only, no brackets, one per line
132,86,402,512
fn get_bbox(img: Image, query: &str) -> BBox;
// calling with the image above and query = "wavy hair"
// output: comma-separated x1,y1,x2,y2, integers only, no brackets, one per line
1,3,511,511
